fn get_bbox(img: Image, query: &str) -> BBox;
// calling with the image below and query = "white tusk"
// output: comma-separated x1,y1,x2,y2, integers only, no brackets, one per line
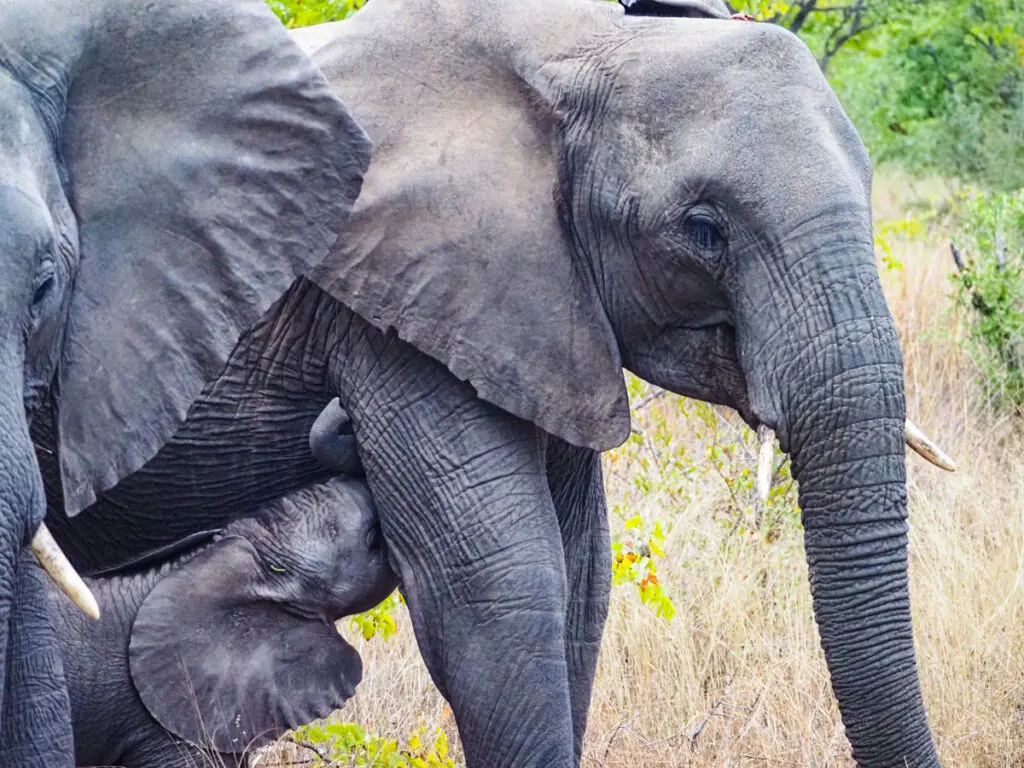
905,419,957,472
31,524,100,620
756,425,775,501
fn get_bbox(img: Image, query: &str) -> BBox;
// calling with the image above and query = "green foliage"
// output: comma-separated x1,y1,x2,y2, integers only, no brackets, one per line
688,399,801,538
349,590,404,641
821,1,1024,189
606,376,803,625
729,2,1024,190
875,213,934,273
611,511,676,620
292,720,458,767
949,188,1024,411
267,0,364,27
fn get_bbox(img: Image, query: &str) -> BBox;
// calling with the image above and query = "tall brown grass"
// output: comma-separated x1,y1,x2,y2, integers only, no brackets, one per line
260,173,1024,767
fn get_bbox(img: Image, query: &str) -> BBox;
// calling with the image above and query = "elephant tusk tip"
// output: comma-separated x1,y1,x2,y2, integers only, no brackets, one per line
904,419,957,473
30,524,100,620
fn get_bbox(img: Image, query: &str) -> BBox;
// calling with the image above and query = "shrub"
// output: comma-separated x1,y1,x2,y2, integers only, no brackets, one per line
949,188,1024,412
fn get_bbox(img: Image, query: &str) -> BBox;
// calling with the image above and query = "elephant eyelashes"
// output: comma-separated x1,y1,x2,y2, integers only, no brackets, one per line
30,260,57,317
681,210,727,256
32,276,55,308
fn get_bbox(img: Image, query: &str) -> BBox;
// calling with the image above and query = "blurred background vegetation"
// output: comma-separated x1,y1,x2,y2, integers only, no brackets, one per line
256,2,1024,766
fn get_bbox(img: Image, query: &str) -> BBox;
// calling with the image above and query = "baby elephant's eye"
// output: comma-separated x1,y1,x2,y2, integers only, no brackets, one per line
682,211,726,254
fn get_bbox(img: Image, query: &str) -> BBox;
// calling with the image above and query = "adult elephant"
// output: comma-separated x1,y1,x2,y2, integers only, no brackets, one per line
42,0,952,766
0,0,370,764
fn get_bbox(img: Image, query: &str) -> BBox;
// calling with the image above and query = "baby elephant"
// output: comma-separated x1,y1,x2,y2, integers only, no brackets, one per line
49,474,396,768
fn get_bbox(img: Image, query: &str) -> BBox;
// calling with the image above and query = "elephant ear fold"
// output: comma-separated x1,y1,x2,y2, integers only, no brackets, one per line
301,7,631,454
55,0,370,514
619,0,731,17
129,536,362,753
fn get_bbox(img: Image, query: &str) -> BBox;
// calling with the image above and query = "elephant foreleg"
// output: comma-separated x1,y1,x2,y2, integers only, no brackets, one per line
331,321,576,768
545,440,611,765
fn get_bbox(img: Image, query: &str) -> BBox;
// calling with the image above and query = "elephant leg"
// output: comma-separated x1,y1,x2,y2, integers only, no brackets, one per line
332,323,575,768
545,440,611,765
1,551,73,767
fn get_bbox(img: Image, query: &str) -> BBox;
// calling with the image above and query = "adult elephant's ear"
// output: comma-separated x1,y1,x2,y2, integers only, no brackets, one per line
35,0,371,514
129,536,362,752
299,0,632,454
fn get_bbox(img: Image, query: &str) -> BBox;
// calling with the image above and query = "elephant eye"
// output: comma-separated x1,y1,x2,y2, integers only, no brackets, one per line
32,276,55,307
682,211,726,255
364,526,381,550
31,261,56,309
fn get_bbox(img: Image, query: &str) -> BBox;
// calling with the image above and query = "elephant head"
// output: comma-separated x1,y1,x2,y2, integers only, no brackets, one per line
128,476,395,754
0,0,369,758
302,1,949,763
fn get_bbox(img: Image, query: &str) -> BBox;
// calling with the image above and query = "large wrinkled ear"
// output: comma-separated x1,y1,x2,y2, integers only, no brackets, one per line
41,0,370,513
299,0,632,453
129,536,362,752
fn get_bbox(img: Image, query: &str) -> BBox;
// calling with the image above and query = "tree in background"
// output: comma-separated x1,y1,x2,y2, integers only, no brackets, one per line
749,1,1024,190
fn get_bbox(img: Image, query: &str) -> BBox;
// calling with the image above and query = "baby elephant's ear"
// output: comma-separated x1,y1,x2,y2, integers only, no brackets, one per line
129,536,362,753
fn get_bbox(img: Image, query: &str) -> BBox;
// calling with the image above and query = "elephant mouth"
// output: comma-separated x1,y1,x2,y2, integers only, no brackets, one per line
685,323,956,490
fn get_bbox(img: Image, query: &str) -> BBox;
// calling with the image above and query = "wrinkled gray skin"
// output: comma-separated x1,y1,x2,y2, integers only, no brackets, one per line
0,0,368,763
50,475,394,768
43,1,937,766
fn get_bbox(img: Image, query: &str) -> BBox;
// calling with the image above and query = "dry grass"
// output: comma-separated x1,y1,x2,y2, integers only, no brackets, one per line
261,173,1024,767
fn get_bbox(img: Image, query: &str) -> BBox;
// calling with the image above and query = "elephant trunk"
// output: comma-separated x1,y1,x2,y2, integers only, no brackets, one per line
740,211,939,766
787,346,936,765
0,367,50,704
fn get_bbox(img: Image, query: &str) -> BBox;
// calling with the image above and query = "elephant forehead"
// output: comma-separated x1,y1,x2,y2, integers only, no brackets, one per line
615,17,823,93
238,479,377,551
597,22,871,217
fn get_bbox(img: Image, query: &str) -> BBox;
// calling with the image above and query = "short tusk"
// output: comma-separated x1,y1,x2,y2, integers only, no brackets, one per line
756,425,775,501
31,524,100,620
905,419,957,472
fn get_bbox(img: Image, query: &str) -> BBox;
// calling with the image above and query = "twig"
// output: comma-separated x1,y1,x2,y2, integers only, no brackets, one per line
950,240,966,271
602,712,640,763
634,387,666,411
279,737,335,767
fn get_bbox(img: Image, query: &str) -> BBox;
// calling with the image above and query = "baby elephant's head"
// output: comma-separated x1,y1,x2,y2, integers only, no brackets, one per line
227,476,397,619
129,477,397,756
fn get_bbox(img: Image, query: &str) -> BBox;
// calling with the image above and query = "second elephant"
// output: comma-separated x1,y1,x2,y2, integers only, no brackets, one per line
42,1,953,765
50,475,395,768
